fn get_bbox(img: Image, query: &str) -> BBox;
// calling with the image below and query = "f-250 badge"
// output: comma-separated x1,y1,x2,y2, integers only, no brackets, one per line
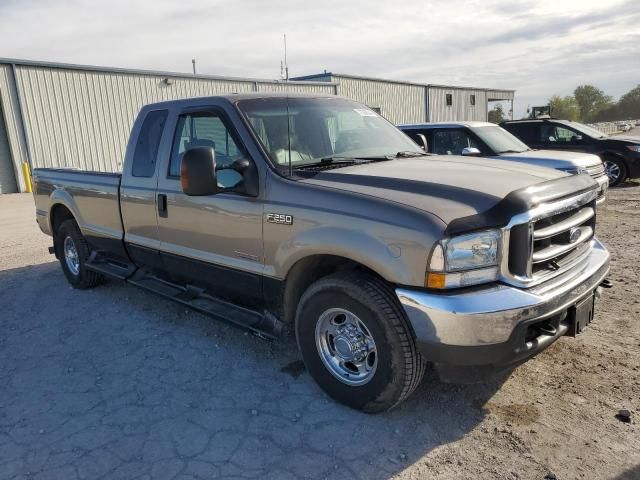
266,213,293,225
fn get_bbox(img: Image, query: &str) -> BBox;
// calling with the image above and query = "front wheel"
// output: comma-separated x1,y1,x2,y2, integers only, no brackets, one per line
295,272,426,413
603,157,627,187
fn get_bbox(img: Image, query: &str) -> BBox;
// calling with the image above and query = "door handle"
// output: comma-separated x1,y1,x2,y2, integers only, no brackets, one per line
157,194,168,218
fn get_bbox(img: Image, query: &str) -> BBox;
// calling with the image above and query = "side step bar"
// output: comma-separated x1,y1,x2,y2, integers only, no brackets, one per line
85,251,137,280
128,270,283,339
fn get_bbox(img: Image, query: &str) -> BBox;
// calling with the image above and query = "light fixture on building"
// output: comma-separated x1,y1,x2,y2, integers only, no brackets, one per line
162,77,174,86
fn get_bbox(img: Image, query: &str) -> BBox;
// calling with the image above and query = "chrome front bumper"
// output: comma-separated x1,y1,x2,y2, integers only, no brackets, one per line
396,239,610,353
594,174,608,204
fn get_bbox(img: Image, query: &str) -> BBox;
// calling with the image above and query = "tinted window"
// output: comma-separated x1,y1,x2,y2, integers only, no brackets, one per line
132,110,167,177
503,123,537,144
432,129,479,155
540,124,580,143
168,111,246,188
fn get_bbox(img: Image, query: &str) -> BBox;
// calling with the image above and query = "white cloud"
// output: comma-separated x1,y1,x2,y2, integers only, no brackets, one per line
1,0,638,117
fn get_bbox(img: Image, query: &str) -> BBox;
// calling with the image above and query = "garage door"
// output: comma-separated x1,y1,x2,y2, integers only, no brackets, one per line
0,102,18,194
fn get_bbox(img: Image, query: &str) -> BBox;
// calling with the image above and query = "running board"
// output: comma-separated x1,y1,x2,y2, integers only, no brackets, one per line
127,271,283,339
85,251,137,280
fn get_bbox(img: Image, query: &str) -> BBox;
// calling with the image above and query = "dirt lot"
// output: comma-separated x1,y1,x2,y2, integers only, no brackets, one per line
0,183,639,480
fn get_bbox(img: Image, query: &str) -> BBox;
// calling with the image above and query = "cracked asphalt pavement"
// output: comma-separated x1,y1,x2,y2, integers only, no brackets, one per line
1,186,639,479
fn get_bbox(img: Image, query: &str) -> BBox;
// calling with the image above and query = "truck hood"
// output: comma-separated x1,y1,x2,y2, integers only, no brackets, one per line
495,149,602,169
301,156,569,224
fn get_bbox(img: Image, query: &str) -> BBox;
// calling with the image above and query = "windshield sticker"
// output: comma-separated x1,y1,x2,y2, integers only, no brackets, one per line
354,108,378,117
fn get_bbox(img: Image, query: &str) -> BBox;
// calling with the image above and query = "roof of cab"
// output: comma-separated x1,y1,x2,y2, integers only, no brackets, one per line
142,92,339,109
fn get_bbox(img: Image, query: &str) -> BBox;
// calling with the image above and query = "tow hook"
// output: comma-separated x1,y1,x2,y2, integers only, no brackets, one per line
600,279,613,289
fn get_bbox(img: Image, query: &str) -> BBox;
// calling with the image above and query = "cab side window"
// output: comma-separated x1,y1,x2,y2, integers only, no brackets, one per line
169,111,246,188
131,110,168,177
432,129,479,155
541,124,579,144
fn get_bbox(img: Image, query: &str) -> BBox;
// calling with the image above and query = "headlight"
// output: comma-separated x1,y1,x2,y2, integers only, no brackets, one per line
426,230,501,289
626,145,640,152
557,166,588,175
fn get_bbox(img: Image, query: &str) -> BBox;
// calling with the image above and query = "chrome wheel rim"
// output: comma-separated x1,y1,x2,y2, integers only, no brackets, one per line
63,236,80,276
604,160,621,183
315,308,378,386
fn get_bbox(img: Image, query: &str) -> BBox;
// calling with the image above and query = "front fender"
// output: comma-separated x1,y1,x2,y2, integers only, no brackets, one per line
273,225,430,287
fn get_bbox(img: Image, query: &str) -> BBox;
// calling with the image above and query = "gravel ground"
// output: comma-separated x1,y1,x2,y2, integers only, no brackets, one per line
0,182,639,480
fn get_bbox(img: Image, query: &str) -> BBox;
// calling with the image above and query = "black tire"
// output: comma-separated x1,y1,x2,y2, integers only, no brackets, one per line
295,271,426,413
602,156,627,187
55,219,103,289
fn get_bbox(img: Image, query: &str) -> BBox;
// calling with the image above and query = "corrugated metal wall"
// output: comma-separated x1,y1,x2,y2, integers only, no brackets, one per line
427,87,488,122
13,66,335,173
0,99,18,193
326,75,426,124
0,64,28,192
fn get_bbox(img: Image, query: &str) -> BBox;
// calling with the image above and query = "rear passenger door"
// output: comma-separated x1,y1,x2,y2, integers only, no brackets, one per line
120,109,169,269
155,107,264,308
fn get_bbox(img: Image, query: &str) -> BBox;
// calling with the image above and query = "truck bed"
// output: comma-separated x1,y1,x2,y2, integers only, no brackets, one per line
32,168,124,247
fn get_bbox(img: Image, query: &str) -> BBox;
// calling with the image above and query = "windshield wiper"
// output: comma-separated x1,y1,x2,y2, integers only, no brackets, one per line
395,150,428,158
498,149,527,154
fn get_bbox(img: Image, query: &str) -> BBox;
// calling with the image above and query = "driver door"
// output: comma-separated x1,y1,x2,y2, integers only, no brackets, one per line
155,107,264,308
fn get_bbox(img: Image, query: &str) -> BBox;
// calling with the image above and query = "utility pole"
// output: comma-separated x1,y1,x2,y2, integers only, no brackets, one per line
283,34,289,81
192,59,197,75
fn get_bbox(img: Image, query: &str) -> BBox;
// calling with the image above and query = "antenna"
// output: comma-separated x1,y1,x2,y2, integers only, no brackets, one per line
192,58,197,75
283,34,289,81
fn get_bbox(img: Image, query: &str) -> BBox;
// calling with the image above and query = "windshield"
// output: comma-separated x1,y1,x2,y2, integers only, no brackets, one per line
472,125,530,154
564,121,608,139
236,97,423,174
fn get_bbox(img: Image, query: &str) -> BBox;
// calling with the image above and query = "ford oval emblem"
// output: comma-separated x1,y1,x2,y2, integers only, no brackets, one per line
569,227,581,243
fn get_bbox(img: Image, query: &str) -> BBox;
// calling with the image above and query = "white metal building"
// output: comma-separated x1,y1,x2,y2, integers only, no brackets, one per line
292,73,515,124
0,59,514,193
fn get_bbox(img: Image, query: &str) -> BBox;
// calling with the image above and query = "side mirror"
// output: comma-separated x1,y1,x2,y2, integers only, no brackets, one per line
572,135,583,143
461,147,481,156
181,147,218,196
415,133,429,152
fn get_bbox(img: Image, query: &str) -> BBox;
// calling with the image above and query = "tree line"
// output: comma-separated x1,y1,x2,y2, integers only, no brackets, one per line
548,84,640,123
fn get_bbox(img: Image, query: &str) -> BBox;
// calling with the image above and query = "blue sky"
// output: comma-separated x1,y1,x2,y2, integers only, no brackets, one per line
1,0,638,118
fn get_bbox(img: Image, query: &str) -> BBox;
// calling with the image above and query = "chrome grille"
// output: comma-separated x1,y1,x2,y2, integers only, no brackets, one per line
530,206,595,280
501,190,598,288
585,163,605,177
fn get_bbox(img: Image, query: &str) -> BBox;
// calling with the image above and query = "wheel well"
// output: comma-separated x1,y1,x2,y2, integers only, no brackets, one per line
601,152,628,170
50,204,75,236
280,254,381,326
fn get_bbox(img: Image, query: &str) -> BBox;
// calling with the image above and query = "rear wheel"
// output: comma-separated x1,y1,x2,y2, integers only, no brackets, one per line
55,219,103,289
603,156,627,187
295,271,426,413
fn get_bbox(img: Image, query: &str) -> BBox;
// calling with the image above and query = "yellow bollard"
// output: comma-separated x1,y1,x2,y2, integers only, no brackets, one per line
21,162,32,193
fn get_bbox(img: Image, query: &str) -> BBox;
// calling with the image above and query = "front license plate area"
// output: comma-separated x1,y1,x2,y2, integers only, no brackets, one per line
567,294,595,337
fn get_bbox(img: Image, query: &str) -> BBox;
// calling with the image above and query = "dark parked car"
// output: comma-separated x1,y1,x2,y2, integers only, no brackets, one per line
501,118,640,186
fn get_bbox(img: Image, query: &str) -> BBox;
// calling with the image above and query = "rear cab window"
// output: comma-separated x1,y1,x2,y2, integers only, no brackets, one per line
131,110,168,177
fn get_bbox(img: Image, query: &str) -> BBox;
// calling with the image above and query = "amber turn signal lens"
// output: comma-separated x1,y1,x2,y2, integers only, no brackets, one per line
426,272,446,289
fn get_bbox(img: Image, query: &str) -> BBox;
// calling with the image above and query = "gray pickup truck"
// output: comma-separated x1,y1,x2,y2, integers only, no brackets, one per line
33,94,610,412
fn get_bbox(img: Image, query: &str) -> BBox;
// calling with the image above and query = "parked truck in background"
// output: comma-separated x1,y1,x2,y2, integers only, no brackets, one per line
33,94,610,412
